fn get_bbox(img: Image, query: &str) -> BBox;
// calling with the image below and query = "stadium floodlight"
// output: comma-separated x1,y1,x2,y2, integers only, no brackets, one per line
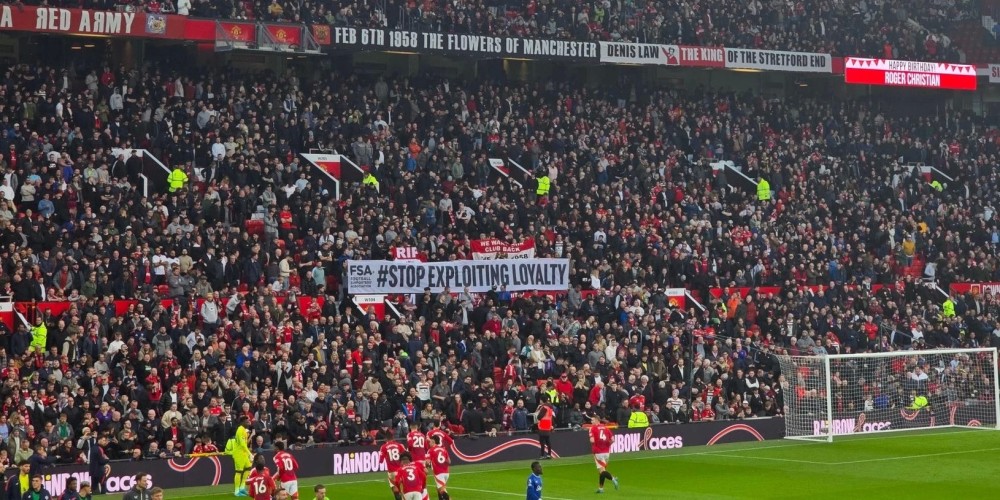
776,348,1000,442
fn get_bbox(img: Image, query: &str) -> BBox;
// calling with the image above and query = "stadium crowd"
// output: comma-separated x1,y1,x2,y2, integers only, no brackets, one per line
17,0,973,61
0,48,999,470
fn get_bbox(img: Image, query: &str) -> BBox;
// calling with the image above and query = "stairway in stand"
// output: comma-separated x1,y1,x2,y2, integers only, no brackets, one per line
898,256,926,279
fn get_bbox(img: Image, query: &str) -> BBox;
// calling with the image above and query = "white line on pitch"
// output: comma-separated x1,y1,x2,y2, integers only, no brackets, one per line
450,486,577,500
829,446,1000,465
704,453,828,465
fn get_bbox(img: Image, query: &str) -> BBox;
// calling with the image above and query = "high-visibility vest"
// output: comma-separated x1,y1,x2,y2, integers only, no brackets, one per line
546,388,559,404
30,322,47,350
363,174,380,191
627,410,649,428
538,405,554,431
756,179,771,201
168,168,188,192
942,299,955,318
536,176,550,196
930,180,943,192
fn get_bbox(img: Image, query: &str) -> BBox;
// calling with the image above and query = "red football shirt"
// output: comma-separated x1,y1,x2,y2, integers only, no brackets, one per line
589,424,613,454
428,428,454,449
395,463,427,494
380,441,406,473
246,468,276,500
407,431,428,461
428,445,450,475
273,450,299,482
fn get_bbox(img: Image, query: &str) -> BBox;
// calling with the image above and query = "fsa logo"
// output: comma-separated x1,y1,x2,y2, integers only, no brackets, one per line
349,266,373,276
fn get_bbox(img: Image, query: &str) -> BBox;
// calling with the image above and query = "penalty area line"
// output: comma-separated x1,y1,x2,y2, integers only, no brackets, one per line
704,452,829,465
829,446,1000,465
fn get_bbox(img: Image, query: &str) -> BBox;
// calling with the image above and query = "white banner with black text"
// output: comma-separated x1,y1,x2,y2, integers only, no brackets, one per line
346,259,570,293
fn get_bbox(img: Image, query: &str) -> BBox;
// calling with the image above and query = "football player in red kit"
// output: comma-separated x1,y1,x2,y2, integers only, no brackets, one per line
589,415,619,493
394,453,429,500
406,422,429,467
427,435,451,500
245,455,277,500
272,441,300,498
380,438,408,500
427,420,454,451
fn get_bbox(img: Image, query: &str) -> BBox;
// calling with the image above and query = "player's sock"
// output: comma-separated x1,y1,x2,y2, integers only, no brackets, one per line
600,471,609,487
393,492,402,500
233,473,242,494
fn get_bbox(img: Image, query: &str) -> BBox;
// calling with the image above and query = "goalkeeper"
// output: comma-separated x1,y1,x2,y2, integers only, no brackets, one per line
225,416,254,497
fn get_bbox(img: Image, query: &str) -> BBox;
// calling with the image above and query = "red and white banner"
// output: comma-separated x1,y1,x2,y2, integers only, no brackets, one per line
303,154,341,178
599,42,678,66
391,246,426,263
0,5,173,37
471,238,536,260
950,282,1000,296
265,23,302,45
678,45,726,68
844,58,977,90
665,288,686,309
724,48,832,73
0,302,13,331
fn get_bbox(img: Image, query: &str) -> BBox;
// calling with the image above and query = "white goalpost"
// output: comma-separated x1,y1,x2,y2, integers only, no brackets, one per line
776,348,1000,442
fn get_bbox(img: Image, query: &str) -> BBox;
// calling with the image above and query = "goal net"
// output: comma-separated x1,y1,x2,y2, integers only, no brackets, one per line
776,348,1000,442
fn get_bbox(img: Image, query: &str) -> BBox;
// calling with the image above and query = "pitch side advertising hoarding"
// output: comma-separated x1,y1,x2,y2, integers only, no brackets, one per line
6,420,783,492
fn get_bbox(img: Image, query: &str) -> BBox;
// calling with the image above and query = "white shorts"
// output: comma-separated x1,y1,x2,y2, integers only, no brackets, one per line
594,453,610,470
402,491,427,500
435,473,450,489
387,471,398,486
282,480,298,496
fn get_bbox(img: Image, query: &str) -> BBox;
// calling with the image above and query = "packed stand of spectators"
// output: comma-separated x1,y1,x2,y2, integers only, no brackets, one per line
18,0,967,61
2,54,1000,468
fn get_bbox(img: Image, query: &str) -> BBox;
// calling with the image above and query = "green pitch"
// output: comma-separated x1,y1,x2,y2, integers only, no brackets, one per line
114,428,1000,499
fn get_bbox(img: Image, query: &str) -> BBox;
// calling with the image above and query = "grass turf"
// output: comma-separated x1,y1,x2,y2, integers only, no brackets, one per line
111,428,1000,499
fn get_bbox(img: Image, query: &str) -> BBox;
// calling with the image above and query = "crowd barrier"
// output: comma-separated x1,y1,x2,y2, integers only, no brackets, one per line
21,277,1000,332
710,280,1000,302
0,295,324,331
708,283,892,299
3,419,783,495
